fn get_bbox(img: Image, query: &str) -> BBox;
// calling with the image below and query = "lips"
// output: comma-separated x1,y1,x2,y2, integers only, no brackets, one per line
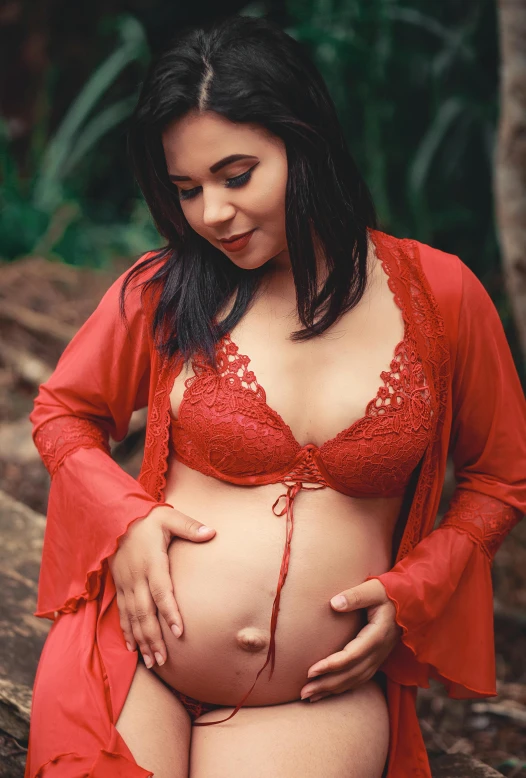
220,230,254,244
219,229,256,252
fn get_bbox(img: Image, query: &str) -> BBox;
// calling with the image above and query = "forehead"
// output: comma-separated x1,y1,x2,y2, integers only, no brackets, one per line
162,110,275,171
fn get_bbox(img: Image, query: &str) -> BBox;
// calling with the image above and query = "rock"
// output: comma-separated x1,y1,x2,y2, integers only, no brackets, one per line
0,417,40,465
0,489,49,748
0,678,32,742
0,729,27,777
430,752,504,776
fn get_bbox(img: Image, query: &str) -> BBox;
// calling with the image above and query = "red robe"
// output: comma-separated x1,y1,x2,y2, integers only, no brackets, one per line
24,229,526,777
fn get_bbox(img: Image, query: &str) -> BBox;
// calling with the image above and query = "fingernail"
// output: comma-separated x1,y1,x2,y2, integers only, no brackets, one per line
171,624,182,638
301,691,313,700
331,595,347,610
198,526,213,535
154,652,165,666
143,655,153,669
125,642,134,652
310,694,324,703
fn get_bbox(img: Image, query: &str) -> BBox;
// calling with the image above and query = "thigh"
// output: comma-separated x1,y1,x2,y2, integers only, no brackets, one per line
190,679,389,778
116,661,192,778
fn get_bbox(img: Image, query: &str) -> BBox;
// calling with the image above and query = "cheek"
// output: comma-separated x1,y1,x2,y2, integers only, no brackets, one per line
248,167,287,227
179,204,205,236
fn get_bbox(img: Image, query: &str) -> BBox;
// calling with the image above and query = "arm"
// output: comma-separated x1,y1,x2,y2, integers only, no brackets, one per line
366,260,526,698
30,253,176,620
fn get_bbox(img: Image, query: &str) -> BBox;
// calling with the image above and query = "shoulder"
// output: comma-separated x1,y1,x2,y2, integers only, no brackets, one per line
403,236,506,368
372,229,499,353
372,229,464,329
379,229,496,317
410,236,497,319
372,228,463,295
407,235,463,303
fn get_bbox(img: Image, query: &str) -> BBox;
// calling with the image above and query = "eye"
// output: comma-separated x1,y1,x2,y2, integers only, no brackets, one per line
177,184,200,202
225,168,252,189
177,167,255,202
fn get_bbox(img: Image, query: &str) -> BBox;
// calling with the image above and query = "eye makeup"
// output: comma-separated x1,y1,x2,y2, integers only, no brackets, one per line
177,165,257,202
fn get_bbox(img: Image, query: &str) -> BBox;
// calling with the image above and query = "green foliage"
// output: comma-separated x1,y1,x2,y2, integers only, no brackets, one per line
0,14,160,269
285,0,499,276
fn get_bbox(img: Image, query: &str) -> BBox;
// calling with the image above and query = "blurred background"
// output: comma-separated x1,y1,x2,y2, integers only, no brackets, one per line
1,1,525,776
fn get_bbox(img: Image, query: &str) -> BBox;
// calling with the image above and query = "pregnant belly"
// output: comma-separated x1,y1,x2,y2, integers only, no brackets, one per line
153,459,400,707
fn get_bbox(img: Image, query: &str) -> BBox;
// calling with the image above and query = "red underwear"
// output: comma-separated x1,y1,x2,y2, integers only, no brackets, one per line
170,688,221,723
138,654,221,723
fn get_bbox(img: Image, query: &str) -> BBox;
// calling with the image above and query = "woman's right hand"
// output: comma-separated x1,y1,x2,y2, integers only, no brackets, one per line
107,505,216,669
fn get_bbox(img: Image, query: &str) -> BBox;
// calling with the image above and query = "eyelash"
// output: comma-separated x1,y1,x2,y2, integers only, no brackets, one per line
177,168,254,202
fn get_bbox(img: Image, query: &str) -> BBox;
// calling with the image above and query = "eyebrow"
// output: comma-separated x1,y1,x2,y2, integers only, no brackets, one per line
168,154,259,182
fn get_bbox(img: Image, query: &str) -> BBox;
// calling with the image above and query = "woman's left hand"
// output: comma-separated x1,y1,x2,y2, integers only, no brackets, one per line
300,578,403,702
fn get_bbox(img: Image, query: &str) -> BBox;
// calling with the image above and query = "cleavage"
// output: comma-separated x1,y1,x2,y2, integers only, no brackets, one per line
169,270,407,449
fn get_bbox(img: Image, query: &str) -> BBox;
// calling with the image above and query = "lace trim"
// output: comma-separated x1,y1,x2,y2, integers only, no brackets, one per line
139,354,180,501
34,415,110,477
171,336,302,477
373,231,450,559
196,329,433,446
183,335,294,442
364,338,430,420
439,489,523,560
323,336,433,493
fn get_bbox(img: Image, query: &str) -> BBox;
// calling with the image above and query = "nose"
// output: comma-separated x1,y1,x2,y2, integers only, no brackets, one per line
202,187,236,228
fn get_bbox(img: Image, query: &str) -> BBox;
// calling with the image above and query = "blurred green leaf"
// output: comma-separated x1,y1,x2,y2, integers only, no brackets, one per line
33,15,148,212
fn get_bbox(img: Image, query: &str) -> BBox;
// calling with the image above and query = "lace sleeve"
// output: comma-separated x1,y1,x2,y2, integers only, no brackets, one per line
439,489,523,560
34,416,111,476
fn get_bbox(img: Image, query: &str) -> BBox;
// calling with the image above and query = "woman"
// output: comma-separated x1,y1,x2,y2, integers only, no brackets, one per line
25,14,526,778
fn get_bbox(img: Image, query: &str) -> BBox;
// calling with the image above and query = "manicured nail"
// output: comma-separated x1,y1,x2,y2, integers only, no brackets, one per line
331,595,347,610
143,655,153,669
125,642,134,652
198,526,213,535
154,652,165,666
310,694,324,702
171,624,182,638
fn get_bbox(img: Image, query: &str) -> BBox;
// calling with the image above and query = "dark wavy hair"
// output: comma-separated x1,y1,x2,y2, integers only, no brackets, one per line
121,13,379,370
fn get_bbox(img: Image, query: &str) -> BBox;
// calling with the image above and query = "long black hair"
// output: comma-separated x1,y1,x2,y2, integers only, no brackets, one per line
122,13,379,370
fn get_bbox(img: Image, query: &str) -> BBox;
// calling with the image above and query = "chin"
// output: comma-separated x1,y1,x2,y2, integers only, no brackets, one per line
232,257,272,272
226,250,275,271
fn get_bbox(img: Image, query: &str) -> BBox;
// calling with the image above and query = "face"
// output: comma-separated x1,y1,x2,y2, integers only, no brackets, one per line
162,110,289,273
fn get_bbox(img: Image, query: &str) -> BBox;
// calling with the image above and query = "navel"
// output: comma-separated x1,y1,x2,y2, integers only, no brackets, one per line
236,627,268,653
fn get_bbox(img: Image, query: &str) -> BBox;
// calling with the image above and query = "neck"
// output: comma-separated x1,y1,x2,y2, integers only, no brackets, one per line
264,232,330,297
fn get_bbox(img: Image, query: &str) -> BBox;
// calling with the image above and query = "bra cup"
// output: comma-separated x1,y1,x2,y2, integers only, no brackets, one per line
170,332,433,497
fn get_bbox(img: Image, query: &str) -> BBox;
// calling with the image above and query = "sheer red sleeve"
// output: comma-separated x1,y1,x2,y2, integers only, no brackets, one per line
366,260,526,698
30,254,174,620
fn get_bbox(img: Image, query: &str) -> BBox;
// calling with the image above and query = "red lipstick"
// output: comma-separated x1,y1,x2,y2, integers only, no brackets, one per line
220,229,256,252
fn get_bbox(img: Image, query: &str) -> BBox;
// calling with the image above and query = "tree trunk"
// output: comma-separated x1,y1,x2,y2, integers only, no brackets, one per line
495,0,526,360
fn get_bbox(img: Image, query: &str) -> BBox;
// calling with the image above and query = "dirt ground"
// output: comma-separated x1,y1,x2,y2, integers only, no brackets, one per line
1,255,525,776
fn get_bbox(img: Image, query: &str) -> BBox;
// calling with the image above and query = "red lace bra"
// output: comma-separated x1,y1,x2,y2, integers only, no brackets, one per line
170,333,433,496
169,327,433,726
